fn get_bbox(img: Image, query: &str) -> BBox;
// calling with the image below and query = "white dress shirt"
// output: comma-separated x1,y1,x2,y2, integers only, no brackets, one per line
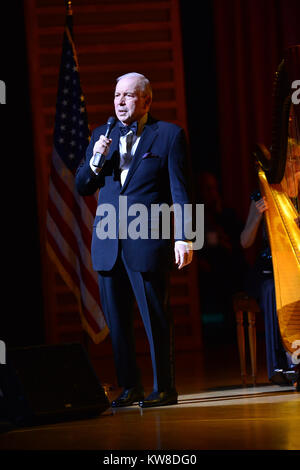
118,113,148,186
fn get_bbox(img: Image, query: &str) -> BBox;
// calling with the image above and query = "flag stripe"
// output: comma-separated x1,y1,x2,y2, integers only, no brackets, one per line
46,224,103,333
51,146,97,226
47,197,99,300
49,162,93,252
48,179,93,271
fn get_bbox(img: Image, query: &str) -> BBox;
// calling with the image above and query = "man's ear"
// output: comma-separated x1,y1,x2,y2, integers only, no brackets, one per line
144,95,152,110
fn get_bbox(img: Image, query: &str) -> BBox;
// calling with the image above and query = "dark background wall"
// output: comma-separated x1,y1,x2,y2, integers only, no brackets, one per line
213,0,300,217
180,1,220,176
0,2,44,347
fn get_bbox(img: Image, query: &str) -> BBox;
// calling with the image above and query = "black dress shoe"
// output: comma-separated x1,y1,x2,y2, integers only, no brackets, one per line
111,387,144,408
139,389,178,408
283,369,299,385
270,369,298,386
270,370,291,386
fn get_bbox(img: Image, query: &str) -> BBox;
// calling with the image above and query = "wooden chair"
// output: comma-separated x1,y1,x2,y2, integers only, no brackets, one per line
233,292,261,385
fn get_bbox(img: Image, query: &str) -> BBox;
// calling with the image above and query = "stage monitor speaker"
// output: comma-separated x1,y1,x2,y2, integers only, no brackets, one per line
0,342,110,426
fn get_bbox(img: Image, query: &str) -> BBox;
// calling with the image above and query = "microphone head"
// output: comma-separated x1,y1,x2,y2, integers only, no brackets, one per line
107,116,117,127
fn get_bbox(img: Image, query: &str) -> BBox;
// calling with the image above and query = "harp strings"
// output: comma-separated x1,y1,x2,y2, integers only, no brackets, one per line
284,104,300,212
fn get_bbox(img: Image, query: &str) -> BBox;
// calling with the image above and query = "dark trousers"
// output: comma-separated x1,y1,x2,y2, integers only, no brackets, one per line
98,248,174,392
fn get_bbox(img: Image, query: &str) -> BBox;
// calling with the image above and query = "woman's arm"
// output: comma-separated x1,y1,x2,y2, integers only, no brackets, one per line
240,197,269,248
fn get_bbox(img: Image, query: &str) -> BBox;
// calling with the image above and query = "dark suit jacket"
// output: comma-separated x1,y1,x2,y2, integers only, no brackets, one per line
76,115,191,272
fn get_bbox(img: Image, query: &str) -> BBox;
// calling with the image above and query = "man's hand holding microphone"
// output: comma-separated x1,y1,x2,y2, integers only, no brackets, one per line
90,116,116,173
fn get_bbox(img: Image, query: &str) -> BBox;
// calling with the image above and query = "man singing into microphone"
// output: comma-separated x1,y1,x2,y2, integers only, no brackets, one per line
76,72,193,408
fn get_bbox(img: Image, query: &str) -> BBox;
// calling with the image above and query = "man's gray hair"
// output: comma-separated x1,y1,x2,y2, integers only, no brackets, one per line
116,72,152,99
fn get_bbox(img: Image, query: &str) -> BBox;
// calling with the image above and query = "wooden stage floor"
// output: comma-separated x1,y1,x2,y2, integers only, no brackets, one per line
0,340,300,454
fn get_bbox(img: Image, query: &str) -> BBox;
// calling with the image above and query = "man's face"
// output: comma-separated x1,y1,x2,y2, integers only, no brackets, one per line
114,76,151,125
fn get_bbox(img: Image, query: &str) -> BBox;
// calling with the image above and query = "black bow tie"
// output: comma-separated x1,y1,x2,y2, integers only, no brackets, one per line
119,121,138,137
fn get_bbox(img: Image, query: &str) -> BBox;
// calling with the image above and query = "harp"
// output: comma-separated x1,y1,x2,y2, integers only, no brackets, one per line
253,45,300,371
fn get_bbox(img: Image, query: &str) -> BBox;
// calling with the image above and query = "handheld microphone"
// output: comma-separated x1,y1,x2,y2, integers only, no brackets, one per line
92,116,117,168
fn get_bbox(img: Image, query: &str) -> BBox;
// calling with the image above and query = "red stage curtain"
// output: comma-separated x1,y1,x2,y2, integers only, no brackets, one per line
213,0,300,221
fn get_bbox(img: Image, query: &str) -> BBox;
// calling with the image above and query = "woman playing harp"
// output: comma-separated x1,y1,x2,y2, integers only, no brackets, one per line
241,46,300,390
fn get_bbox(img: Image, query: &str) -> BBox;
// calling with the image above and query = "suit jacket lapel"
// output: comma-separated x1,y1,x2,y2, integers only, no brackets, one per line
120,121,158,193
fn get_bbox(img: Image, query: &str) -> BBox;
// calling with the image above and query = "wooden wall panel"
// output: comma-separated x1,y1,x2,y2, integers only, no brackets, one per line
24,0,202,354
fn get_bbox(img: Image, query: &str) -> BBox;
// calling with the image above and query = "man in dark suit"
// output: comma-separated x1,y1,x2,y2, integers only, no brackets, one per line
76,72,193,408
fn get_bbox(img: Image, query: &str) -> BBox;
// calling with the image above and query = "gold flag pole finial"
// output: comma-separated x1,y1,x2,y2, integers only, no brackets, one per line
66,0,72,15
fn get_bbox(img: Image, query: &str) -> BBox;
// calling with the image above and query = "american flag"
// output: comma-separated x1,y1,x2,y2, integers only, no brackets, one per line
46,5,108,343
